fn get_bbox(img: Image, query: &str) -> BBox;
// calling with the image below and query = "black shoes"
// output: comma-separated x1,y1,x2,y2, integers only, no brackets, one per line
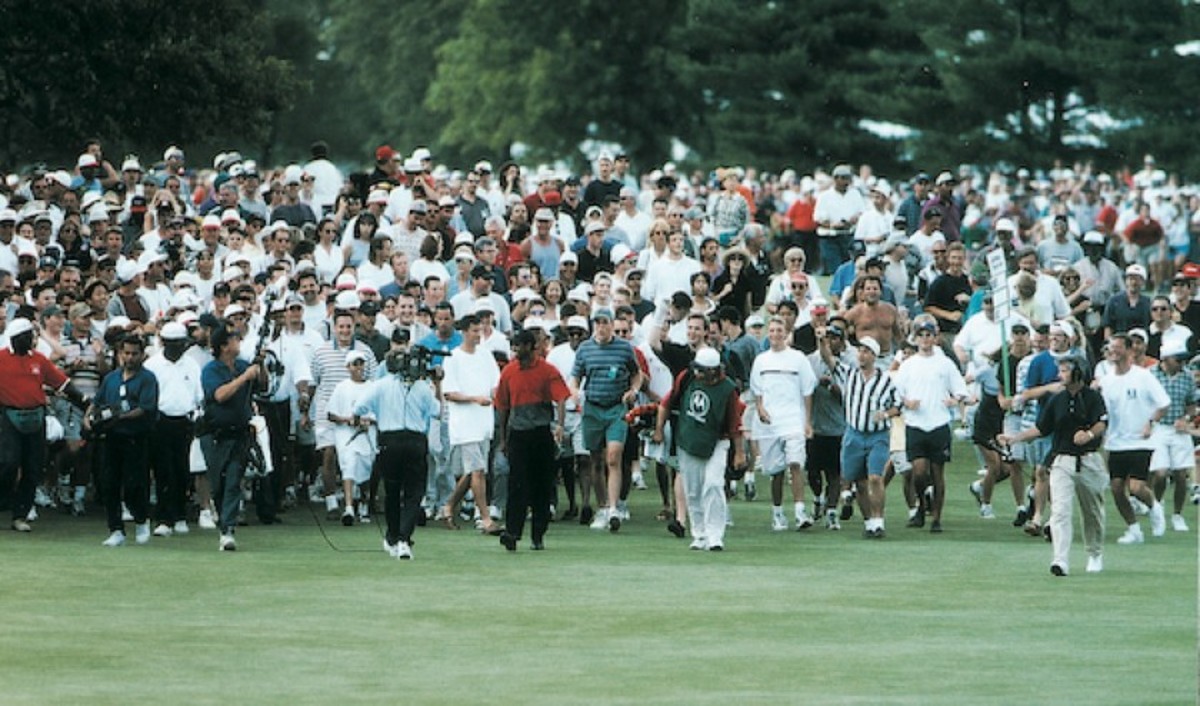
930,520,943,534
1050,564,1066,577
579,506,594,526
907,509,925,528
531,540,545,551
499,532,517,552
1012,507,1030,528
608,515,621,533
666,519,686,538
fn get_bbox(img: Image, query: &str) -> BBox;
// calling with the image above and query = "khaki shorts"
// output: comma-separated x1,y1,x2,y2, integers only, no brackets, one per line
448,440,490,477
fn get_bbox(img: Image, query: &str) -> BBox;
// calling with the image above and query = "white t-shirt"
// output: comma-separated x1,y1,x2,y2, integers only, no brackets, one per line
749,347,817,439
893,350,969,431
327,378,376,454
1097,366,1170,451
441,345,500,445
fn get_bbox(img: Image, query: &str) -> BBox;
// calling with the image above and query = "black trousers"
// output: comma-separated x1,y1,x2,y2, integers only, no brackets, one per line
378,430,427,545
260,400,291,510
0,413,45,521
103,434,150,532
152,416,193,525
505,427,555,543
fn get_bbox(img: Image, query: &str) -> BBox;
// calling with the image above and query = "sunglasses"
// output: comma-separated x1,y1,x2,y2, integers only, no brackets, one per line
1151,306,1170,311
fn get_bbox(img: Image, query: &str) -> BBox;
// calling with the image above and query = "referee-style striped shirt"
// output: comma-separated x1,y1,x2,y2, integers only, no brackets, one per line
834,361,898,433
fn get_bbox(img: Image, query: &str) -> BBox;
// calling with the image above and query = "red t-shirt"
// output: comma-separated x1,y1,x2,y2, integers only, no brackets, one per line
787,199,816,232
494,357,570,430
0,349,68,408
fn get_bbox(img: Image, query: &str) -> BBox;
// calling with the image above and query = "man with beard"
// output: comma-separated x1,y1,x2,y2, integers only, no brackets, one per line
0,318,89,532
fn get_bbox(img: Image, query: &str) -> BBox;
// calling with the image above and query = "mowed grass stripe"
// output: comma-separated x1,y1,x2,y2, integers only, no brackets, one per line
2,444,1194,704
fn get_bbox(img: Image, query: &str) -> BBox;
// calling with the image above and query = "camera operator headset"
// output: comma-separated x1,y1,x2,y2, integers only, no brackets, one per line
354,346,440,558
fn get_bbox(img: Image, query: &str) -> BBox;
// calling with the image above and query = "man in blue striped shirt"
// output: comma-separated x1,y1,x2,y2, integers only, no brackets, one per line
569,307,643,532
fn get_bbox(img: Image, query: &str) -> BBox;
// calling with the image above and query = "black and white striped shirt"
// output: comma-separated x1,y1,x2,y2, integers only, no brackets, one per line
834,361,898,434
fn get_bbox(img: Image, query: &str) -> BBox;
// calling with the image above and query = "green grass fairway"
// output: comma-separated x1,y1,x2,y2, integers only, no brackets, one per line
4,446,1196,705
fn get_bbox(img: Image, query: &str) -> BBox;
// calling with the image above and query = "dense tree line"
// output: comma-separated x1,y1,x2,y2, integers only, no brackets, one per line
3,0,1198,176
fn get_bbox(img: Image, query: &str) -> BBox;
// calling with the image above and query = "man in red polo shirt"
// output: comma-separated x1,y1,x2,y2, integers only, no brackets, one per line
495,329,569,551
0,318,89,532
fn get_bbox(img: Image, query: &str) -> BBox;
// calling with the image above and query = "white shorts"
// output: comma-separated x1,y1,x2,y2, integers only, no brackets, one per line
758,435,806,476
448,440,490,476
337,448,374,485
889,450,911,475
1150,425,1195,472
1002,414,1026,463
314,421,336,449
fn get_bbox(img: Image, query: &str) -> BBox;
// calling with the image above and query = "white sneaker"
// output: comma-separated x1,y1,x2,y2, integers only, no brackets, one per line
707,541,724,551
589,508,610,530
980,504,995,519
1149,502,1166,537
121,503,134,522
135,522,151,545
25,507,37,522
198,509,217,530
1191,483,1200,505
382,538,400,558
219,534,237,551
101,530,126,547
1129,495,1149,516
632,472,647,490
488,504,502,522
825,510,841,531
689,538,708,550
341,506,355,527
771,514,788,532
34,486,54,508
616,500,630,521
1086,555,1104,573
152,523,173,537
795,511,813,530
396,541,413,560
969,480,984,506
1116,524,1144,545
358,507,371,524
1172,514,1189,532
173,520,190,535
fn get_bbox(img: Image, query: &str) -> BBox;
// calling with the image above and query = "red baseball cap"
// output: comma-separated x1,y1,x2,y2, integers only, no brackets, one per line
375,145,396,162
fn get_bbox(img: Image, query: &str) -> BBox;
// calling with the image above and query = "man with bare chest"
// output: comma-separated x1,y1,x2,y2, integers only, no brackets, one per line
844,276,902,363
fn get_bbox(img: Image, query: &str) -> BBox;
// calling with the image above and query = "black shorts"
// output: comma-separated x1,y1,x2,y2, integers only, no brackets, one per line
807,435,842,474
1108,449,1152,480
906,425,952,464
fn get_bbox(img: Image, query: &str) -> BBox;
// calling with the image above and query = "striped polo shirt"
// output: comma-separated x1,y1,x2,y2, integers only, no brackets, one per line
571,336,639,408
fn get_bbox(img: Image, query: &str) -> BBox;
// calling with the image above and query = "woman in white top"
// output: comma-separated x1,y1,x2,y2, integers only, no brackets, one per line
313,217,344,284
342,212,378,269
765,246,825,313
409,234,450,288
540,279,565,323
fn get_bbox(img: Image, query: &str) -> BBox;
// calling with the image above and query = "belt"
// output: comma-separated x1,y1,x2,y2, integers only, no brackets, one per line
379,429,423,436
586,399,623,409
160,414,192,422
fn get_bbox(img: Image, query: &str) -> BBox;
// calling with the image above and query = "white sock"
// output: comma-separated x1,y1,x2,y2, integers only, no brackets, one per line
772,505,784,517
794,502,806,517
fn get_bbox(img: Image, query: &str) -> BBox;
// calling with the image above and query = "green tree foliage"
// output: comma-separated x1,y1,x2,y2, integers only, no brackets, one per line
426,0,696,169
319,0,470,165
875,0,1200,174
676,0,918,174
0,0,300,166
